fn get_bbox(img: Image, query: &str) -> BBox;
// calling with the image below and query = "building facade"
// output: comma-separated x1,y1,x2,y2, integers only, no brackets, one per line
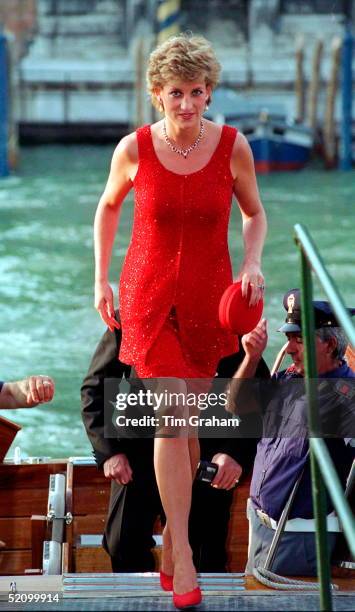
0,0,353,137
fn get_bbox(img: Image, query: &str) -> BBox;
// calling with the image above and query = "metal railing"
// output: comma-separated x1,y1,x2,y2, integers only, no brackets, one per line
294,223,355,611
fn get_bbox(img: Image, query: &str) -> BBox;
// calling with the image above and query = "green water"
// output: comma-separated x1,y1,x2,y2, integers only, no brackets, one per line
1,145,354,459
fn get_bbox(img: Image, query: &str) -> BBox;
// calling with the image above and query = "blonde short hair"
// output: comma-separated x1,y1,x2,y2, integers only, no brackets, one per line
147,33,221,110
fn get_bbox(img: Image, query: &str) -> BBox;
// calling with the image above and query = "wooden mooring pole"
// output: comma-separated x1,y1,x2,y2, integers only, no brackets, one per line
307,39,323,131
323,36,342,168
134,37,145,129
134,35,155,129
295,35,305,124
6,33,19,170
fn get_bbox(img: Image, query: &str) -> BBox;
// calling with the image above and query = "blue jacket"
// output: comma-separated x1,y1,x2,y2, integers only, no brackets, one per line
250,361,355,520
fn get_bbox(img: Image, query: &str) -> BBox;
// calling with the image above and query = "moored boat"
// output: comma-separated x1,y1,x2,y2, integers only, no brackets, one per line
242,111,313,173
207,89,313,173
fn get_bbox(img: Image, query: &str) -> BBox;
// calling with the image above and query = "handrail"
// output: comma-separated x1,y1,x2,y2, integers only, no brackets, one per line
294,224,355,346
294,223,355,612
311,437,355,556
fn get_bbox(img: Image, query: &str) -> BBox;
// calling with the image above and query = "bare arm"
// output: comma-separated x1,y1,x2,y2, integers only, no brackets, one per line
231,132,267,305
0,376,55,409
227,319,268,414
94,133,137,330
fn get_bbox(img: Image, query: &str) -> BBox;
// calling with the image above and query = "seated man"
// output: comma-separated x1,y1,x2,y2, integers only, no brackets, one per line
0,375,55,409
228,288,355,576
81,312,269,572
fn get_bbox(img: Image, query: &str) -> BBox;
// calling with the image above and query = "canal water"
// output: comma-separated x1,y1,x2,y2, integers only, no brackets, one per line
1,145,354,459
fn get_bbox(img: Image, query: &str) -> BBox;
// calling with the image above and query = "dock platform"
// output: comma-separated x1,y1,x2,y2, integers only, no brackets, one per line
0,573,354,611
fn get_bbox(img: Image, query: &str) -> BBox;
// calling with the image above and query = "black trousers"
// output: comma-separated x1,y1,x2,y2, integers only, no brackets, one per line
102,456,161,572
102,456,234,573
190,480,233,572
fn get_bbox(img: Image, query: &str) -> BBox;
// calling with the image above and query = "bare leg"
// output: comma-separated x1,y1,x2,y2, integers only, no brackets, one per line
154,375,201,593
154,436,199,594
160,436,200,579
188,437,200,480
161,524,173,576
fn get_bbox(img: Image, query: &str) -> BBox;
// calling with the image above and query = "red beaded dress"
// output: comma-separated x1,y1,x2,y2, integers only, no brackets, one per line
118,124,238,379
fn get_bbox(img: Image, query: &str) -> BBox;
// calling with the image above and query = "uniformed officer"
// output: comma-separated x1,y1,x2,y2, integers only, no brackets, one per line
228,288,355,576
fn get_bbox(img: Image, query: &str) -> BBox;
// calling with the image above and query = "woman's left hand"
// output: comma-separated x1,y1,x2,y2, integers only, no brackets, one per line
236,261,265,306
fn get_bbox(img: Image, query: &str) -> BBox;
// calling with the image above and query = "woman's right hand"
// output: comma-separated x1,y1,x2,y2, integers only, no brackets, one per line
95,280,120,332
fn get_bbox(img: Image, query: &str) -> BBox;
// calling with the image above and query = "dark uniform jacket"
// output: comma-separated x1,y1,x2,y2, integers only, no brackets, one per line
250,362,355,520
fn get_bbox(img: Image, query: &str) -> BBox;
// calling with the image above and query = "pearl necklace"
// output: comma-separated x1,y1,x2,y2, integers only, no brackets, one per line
163,120,204,159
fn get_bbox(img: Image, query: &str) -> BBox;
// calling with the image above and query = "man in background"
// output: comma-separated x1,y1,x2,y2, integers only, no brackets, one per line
228,289,355,576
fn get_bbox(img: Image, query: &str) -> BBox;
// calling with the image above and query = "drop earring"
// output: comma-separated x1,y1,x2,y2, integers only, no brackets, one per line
158,99,164,113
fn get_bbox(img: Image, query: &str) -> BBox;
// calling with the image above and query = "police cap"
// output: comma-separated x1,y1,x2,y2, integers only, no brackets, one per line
278,288,355,333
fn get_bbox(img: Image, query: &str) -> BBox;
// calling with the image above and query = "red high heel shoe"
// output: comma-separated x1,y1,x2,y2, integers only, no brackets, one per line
173,586,202,609
160,570,174,591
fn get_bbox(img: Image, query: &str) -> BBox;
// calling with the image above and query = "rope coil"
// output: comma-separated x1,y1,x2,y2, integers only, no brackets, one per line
253,567,339,591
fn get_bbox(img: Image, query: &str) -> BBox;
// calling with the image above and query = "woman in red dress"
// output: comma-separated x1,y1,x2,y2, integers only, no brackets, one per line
94,34,267,608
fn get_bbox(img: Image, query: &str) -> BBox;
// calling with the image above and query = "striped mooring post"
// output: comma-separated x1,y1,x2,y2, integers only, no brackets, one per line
156,0,181,44
0,28,9,177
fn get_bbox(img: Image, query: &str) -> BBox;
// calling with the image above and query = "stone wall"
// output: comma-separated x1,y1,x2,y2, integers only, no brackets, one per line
28,0,126,59
18,0,139,127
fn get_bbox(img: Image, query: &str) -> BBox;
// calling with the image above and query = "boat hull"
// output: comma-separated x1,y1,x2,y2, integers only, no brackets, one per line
0,460,250,576
250,137,312,173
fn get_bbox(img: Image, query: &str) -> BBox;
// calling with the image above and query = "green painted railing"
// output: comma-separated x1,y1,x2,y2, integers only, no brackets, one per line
294,223,355,611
